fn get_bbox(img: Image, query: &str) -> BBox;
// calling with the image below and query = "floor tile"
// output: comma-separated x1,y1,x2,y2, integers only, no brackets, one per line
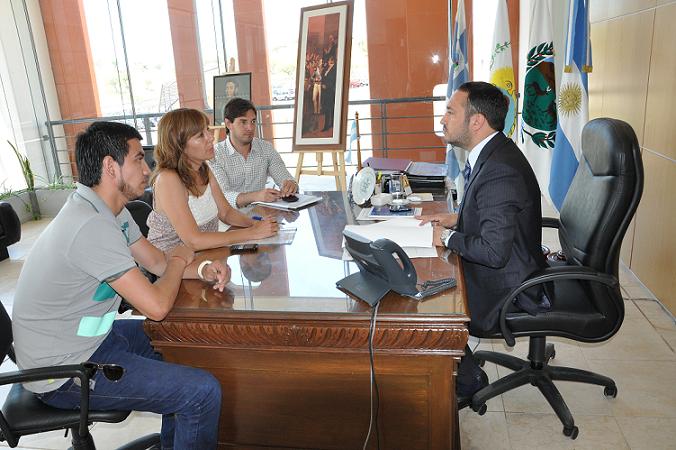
587,359,676,418
615,416,676,450
618,262,642,288
634,299,676,331
506,413,629,450
661,328,676,353
459,410,510,450
623,283,657,300
579,316,675,362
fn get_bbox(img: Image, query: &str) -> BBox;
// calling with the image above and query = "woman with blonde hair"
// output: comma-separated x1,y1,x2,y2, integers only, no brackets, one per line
147,108,277,251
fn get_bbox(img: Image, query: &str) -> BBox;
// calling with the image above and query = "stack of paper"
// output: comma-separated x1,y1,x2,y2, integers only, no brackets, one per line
342,219,437,260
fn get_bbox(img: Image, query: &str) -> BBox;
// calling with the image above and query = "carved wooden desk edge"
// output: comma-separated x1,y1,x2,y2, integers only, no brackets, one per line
145,314,469,355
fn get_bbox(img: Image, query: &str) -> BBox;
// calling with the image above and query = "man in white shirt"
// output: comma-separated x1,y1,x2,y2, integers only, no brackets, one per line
210,98,298,208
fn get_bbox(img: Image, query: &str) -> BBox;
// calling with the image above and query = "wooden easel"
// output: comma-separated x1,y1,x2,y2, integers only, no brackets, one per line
293,112,364,191
295,150,347,191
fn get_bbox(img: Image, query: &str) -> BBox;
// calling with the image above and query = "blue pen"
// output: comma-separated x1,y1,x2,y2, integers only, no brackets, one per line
252,215,263,221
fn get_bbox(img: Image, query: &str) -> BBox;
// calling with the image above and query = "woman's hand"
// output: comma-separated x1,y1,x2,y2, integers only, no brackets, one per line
250,218,278,238
202,260,231,292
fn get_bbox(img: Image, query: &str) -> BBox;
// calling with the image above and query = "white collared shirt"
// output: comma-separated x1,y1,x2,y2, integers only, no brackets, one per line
209,135,295,208
466,131,499,173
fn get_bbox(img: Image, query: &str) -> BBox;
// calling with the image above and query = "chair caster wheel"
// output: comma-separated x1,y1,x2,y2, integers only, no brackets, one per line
604,386,618,398
563,425,579,439
472,403,487,415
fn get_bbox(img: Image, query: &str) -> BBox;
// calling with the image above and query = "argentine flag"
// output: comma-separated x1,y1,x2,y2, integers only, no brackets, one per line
446,0,469,199
346,119,358,164
549,0,592,210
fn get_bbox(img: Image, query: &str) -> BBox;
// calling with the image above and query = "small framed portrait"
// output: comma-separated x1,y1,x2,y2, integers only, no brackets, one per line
292,1,353,150
213,72,252,125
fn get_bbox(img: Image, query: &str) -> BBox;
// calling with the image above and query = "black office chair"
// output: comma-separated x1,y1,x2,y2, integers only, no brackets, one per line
0,302,160,449
125,199,152,238
468,118,644,439
121,199,156,313
0,202,21,261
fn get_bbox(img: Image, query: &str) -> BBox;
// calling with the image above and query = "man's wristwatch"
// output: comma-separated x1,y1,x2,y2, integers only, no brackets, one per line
440,229,452,247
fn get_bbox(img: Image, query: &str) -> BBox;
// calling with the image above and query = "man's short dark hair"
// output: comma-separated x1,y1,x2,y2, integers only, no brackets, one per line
75,121,142,187
223,98,257,132
458,81,509,132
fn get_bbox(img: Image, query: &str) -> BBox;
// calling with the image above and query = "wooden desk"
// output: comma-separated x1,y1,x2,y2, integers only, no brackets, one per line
144,192,469,449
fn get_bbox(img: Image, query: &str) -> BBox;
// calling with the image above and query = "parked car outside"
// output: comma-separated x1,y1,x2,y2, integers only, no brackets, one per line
272,88,295,101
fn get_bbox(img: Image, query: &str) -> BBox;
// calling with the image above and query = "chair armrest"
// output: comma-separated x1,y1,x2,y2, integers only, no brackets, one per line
0,365,86,386
542,217,560,229
0,364,94,439
498,266,619,346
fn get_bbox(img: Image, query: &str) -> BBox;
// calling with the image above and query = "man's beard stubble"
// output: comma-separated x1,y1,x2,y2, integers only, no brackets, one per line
118,176,147,201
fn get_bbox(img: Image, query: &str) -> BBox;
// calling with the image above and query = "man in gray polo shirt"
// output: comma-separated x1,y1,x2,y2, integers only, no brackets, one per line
210,98,298,208
12,122,229,449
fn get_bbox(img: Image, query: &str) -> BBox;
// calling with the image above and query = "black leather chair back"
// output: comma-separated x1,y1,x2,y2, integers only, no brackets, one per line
125,200,152,238
0,302,12,364
559,118,644,275
549,118,644,339
142,145,156,172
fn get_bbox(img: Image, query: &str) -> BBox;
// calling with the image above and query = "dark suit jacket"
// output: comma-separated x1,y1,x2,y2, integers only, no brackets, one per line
447,132,547,335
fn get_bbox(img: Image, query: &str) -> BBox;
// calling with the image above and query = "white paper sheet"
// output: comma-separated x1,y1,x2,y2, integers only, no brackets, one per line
343,219,433,249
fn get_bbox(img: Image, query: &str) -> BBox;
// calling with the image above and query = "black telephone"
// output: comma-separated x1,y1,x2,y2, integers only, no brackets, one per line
337,230,456,306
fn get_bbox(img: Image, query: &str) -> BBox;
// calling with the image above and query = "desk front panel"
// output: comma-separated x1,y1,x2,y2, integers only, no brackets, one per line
145,191,467,449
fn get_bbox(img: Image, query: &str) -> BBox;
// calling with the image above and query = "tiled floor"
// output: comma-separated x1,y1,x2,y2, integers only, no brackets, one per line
1,182,675,449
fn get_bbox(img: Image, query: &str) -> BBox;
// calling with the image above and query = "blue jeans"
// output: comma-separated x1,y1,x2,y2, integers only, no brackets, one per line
37,320,221,449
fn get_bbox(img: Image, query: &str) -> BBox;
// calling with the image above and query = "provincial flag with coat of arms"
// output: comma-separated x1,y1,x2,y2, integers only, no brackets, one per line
490,0,517,138
521,0,557,203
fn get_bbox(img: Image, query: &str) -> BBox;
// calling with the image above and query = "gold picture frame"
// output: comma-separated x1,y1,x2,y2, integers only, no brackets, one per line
292,1,353,150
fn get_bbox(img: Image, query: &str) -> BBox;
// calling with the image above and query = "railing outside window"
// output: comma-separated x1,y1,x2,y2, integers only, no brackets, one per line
45,96,446,182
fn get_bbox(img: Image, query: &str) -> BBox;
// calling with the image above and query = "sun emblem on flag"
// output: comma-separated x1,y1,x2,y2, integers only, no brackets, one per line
558,82,582,117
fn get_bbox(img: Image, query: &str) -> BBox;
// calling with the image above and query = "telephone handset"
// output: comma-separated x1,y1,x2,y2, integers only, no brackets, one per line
368,238,418,296
337,230,456,306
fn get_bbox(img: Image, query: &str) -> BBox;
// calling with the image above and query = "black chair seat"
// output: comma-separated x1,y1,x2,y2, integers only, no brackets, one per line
2,384,130,436
508,279,618,340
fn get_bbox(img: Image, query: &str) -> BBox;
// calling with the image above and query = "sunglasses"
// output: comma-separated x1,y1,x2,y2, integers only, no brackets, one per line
82,362,125,382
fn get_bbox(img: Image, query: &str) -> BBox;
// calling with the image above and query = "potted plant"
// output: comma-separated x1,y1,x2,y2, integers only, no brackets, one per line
36,177,76,217
6,140,40,220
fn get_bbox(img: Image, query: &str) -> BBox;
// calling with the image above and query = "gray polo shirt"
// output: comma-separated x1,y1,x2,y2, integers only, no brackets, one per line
12,183,142,393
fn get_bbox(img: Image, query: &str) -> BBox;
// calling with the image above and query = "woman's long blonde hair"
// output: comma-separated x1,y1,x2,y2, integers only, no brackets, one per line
153,108,210,196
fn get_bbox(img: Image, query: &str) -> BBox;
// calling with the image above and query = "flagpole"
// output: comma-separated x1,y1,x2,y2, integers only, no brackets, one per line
355,112,362,171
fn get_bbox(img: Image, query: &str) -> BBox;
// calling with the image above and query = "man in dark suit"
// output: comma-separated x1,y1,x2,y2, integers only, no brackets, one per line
418,81,548,403
321,56,337,132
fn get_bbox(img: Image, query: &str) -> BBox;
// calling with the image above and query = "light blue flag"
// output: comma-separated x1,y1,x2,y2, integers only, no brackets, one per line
446,0,468,181
549,0,592,210
346,119,357,164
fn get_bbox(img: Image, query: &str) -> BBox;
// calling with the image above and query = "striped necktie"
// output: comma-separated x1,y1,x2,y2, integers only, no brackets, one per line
463,160,472,197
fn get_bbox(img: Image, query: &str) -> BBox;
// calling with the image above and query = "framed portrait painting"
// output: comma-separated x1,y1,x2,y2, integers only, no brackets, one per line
213,72,252,125
292,1,353,150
